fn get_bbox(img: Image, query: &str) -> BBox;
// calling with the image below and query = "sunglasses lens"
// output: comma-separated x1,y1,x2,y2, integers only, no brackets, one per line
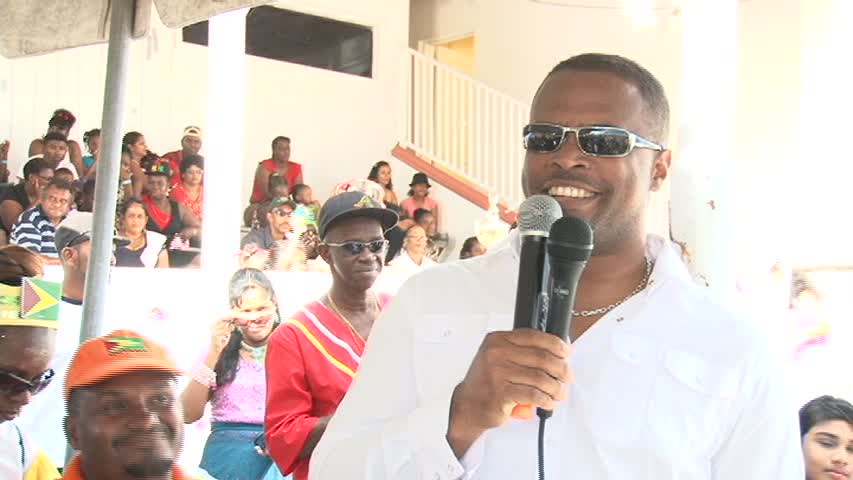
578,128,632,156
31,370,53,394
0,373,27,394
523,124,565,153
342,243,364,255
367,240,386,253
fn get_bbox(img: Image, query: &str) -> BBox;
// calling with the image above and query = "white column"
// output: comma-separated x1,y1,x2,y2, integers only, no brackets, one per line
202,9,247,280
669,0,739,298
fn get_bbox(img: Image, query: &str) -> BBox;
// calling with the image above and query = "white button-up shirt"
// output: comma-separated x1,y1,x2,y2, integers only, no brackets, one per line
310,232,804,479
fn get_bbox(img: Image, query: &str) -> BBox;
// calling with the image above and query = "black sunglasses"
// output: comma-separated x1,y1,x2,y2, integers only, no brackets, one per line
271,209,293,218
324,239,388,256
0,368,55,396
523,123,664,157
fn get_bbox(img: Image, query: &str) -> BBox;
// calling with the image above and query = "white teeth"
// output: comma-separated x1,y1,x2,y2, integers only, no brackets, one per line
549,186,594,198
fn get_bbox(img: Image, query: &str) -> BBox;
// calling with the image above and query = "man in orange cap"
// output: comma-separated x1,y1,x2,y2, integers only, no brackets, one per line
62,330,210,480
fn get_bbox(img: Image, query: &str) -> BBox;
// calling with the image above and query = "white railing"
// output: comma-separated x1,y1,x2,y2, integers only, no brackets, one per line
401,48,530,208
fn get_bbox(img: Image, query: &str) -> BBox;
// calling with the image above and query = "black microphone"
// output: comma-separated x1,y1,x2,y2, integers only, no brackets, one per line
539,215,593,419
512,195,563,330
510,195,562,420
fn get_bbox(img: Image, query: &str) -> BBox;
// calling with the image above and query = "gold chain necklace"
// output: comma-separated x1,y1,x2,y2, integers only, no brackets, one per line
325,292,379,342
572,257,654,318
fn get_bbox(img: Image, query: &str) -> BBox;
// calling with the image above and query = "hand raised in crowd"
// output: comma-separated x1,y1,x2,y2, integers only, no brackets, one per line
446,329,573,457
210,316,234,355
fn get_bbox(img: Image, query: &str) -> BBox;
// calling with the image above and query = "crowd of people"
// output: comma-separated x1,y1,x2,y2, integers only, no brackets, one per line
3,51,848,480
0,113,486,275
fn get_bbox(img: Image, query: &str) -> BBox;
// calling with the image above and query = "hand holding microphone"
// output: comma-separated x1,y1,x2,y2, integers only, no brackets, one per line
446,329,573,457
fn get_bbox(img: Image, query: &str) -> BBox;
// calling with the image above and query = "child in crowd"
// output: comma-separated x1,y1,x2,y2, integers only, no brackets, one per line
291,184,320,219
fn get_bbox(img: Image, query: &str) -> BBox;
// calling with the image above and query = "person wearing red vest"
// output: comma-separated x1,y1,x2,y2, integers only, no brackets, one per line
250,136,303,204
264,192,397,480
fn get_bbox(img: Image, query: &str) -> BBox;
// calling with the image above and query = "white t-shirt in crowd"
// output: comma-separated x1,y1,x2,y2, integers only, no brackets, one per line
310,232,804,480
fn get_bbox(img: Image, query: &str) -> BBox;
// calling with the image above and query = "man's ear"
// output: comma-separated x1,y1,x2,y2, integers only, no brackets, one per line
650,150,672,192
64,414,80,451
318,244,333,266
61,247,75,265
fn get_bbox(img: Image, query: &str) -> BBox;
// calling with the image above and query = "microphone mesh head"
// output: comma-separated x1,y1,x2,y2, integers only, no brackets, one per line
548,216,594,261
518,195,563,235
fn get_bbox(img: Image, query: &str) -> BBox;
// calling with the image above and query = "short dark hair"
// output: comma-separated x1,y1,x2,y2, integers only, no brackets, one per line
271,136,291,150
413,208,433,224
543,53,670,141
269,174,289,192
45,178,74,194
43,131,68,145
800,395,853,437
180,154,204,174
119,198,148,219
459,236,482,259
290,183,310,200
48,109,76,129
23,157,50,180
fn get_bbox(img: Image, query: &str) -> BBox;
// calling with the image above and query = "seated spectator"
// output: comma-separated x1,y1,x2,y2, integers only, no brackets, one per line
54,167,75,185
389,225,436,275
0,246,63,480
367,161,399,209
241,197,295,259
121,131,149,198
799,395,853,480
413,208,446,261
0,139,10,183
459,236,487,259
171,154,204,220
28,109,82,178
80,128,100,179
399,172,440,228
291,183,319,219
76,178,95,213
269,173,290,198
63,330,217,479
114,198,169,268
11,178,73,263
250,136,303,204
0,157,52,235
141,159,201,245
162,126,203,187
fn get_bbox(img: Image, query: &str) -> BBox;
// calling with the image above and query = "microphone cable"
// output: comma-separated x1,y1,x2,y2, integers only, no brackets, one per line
537,408,551,480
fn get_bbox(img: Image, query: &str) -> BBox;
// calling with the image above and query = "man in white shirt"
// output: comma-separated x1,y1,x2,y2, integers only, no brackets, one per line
310,53,804,479
15,211,129,467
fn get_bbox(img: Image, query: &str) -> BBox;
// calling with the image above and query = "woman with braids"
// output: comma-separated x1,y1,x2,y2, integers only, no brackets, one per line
0,245,63,479
181,268,288,480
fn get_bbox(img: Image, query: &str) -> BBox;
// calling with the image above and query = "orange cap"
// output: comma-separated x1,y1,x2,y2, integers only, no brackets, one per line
64,329,180,400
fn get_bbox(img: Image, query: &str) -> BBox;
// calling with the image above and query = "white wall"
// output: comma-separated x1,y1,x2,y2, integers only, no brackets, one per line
410,0,836,268
0,0,410,211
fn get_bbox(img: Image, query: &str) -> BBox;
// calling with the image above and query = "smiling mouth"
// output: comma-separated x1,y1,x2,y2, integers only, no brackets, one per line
548,185,597,198
827,470,850,479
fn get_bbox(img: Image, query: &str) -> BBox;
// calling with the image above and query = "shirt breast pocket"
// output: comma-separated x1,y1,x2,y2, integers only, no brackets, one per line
581,330,659,448
412,314,490,401
645,348,739,459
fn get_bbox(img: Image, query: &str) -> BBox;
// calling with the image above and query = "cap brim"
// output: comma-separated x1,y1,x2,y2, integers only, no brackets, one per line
322,208,399,238
65,359,181,398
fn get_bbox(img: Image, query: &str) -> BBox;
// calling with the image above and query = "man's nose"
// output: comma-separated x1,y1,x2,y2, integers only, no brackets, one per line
550,133,591,171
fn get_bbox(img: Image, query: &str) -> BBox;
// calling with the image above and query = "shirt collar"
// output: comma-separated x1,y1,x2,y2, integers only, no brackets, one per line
502,227,691,292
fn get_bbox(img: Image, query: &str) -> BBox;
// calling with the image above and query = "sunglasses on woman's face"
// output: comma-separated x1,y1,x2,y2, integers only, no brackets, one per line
0,368,55,396
324,239,388,256
523,123,664,157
